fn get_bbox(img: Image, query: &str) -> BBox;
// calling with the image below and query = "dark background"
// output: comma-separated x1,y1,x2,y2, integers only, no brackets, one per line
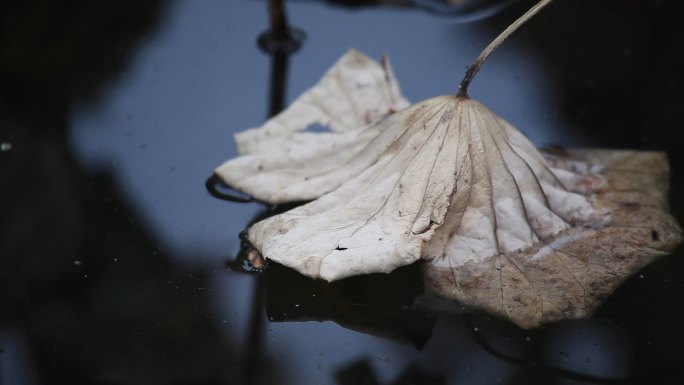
1,0,683,384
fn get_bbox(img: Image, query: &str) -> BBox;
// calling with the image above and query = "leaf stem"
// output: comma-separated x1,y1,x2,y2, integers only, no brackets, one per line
457,0,554,97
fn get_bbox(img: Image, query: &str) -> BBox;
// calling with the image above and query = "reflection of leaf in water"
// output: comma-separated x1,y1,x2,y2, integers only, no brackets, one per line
264,262,435,349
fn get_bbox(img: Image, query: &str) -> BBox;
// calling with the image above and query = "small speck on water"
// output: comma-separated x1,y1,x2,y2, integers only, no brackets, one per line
73,260,83,266
1,142,12,152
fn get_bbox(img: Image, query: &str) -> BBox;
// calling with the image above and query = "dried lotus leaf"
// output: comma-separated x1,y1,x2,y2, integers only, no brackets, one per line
245,95,602,282
215,50,682,327
423,150,683,328
214,49,409,203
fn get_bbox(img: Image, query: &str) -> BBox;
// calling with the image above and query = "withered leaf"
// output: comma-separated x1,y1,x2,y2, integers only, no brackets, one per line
424,150,682,328
215,49,409,203
215,50,682,327
245,95,604,282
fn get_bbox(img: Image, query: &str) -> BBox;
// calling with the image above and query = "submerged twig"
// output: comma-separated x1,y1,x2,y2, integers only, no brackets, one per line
258,0,305,116
458,0,554,97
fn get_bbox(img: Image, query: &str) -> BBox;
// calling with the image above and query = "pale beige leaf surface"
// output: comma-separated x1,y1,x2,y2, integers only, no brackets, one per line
214,49,409,203
243,94,607,282
423,150,683,328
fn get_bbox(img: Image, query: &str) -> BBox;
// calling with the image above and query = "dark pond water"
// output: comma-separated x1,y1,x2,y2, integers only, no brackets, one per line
2,1,684,384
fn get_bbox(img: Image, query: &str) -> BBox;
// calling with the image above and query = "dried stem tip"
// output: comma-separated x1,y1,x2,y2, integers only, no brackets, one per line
458,0,554,97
